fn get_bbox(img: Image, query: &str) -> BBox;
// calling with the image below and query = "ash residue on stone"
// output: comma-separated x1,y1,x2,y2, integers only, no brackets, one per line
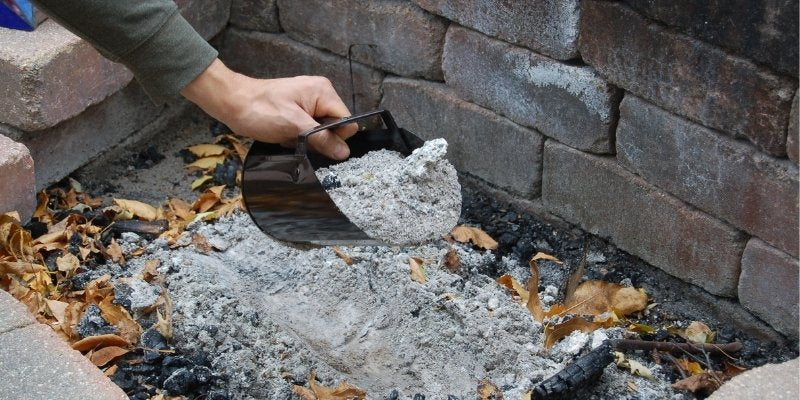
315,138,462,245
76,304,116,338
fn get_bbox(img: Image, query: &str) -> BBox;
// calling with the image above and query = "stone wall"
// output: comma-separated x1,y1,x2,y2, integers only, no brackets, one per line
220,0,799,338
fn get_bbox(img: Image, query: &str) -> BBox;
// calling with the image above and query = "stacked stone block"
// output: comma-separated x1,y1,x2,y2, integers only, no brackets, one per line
221,0,799,338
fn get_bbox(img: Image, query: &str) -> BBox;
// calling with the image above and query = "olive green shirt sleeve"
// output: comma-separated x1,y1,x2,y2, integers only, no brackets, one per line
31,0,218,103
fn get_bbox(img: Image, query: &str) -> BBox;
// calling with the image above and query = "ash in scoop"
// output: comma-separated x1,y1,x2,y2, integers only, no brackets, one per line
315,138,462,245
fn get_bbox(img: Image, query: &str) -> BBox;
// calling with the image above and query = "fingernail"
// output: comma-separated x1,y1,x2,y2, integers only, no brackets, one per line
334,143,349,159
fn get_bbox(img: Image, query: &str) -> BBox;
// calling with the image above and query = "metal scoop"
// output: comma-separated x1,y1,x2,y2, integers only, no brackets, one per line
241,109,424,246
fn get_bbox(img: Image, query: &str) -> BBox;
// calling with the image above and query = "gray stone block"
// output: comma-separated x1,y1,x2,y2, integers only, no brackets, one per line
278,0,447,80
738,239,799,339
443,26,619,154
0,290,35,334
231,0,280,32
413,0,579,60
0,20,132,131
618,95,799,257
3,83,165,190
0,135,34,220
380,77,543,196
709,358,799,400
623,0,798,77
580,1,795,156
176,0,231,40
0,324,127,400
542,140,746,296
789,92,798,163
221,29,384,113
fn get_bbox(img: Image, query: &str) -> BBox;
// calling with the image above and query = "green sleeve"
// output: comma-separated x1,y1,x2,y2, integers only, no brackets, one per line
31,0,218,103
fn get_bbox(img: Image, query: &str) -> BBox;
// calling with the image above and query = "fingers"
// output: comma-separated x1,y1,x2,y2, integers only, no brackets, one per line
294,112,351,160
305,77,359,141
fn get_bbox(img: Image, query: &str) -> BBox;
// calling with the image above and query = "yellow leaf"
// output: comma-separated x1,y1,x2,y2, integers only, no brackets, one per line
187,144,228,157
191,175,213,191
185,155,225,171
113,199,158,221
615,352,654,379
628,323,657,335
544,317,601,348
409,257,427,284
449,226,498,250
531,251,563,264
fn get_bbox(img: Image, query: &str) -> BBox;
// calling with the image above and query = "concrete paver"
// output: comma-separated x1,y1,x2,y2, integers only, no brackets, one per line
0,289,35,334
709,358,799,400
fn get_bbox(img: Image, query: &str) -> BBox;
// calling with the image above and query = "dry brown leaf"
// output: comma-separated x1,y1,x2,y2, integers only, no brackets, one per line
291,385,317,400
142,259,161,283
544,317,601,348
333,247,354,266
192,233,213,253
191,185,225,213
672,373,721,395
106,238,125,265
526,259,545,322
531,252,563,264
684,321,714,344
409,257,427,284
677,358,705,375
45,299,68,324
191,175,213,191
185,155,226,171
299,370,367,400
566,281,647,317
443,248,460,272
450,226,498,250
99,296,142,345
723,362,747,378
104,364,119,377
90,346,129,366
496,274,530,303
33,191,50,221
615,351,654,379
113,199,158,221
612,287,648,316
187,144,228,157
477,379,503,400
167,198,195,221
153,291,173,340
72,334,130,352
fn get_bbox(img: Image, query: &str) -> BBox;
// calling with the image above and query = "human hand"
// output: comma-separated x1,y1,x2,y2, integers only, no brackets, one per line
180,59,358,160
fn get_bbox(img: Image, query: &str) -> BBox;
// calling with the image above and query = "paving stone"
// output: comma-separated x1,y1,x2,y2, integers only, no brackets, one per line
623,0,798,77
230,0,280,32
0,324,127,400
0,289,35,334
0,135,34,220
738,239,799,339
413,0,579,60
580,1,796,157
542,140,746,296
380,77,543,196
443,26,619,154
618,95,799,257
176,0,231,40
278,0,447,80
2,83,166,190
0,19,132,131
709,358,799,399
221,29,384,113
788,92,798,163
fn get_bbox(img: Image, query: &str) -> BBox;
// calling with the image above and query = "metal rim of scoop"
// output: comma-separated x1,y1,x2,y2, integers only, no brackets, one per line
241,109,424,246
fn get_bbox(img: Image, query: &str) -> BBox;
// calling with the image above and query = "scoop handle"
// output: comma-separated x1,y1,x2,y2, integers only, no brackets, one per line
295,110,399,156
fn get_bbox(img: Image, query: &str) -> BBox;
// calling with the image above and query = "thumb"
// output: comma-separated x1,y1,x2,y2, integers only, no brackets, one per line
295,113,351,160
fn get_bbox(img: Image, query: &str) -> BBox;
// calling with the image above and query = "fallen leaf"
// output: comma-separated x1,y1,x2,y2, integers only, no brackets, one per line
185,155,225,171
90,346,129,366
612,287,648,316
99,296,142,345
615,352,654,379
192,233,213,253
113,199,158,221
496,274,530,303
628,323,657,335
72,334,130,352
191,185,225,213
141,259,161,283
684,321,714,344
671,373,720,395
104,364,119,377
296,370,367,400
191,175,213,191
167,198,195,221
187,144,228,157
449,226,498,250
566,281,647,317
531,252,563,264
477,379,503,400
723,362,747,378
56,253,80,275
333,247,354,265
45,299,68,324
627,381,638,393
522,391,532,400
292,385,317,400
443,248,460,272
409,257,427,284
106,238,125,265
33,191,50,221
526,258,545,322
677,358,705,375
544,317,601,348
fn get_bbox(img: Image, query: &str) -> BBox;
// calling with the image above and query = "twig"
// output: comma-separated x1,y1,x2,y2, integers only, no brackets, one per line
663,353,688,379
616,339,742,355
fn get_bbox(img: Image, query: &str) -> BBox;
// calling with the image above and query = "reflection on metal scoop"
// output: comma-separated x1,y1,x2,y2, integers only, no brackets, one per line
241,110,424,246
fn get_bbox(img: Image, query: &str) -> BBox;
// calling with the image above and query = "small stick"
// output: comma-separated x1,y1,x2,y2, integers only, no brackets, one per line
662,353,688,379
616,339,742,355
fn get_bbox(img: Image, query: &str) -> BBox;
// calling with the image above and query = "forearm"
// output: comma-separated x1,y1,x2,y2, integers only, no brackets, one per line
32,0,217,103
